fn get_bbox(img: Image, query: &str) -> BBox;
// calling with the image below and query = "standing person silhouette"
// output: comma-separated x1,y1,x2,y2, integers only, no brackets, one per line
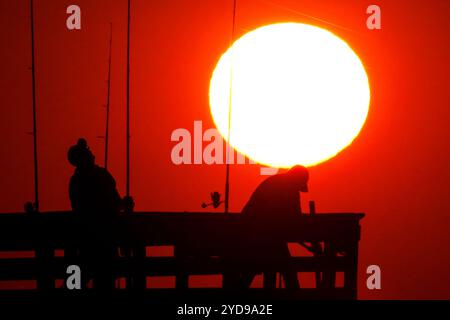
238,165,309,289
67,138,133,291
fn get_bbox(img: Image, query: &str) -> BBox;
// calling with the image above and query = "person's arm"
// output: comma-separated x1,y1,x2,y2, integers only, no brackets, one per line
68,175,79,211
104,169,134,212
286,190,302,216
110,178,123,209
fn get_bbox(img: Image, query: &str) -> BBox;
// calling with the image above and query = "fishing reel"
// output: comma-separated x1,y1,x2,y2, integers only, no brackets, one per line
24,201,38,215
201,191,223,209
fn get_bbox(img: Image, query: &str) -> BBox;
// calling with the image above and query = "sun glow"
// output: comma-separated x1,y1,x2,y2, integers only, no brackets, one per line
209,23,370,168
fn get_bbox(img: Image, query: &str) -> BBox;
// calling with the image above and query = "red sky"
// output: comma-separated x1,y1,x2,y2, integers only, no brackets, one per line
0,0,449,299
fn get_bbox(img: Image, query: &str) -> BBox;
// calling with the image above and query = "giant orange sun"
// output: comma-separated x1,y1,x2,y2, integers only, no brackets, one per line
209,22,370,168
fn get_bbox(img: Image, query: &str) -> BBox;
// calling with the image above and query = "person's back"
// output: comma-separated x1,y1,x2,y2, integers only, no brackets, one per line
69,164,122,222
242,173,302,237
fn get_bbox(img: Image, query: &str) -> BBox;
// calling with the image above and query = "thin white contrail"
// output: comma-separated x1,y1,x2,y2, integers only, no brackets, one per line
257,0,360,34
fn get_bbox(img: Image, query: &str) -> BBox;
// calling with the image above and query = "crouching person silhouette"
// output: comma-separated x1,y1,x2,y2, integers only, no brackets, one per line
225,165,309,290
67,138,134,291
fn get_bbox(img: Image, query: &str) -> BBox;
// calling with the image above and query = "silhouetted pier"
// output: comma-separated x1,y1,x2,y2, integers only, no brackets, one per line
0,211,364,301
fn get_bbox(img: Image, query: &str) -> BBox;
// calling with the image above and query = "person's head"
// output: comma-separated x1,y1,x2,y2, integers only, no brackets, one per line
67,138,95,169
286,165,309,192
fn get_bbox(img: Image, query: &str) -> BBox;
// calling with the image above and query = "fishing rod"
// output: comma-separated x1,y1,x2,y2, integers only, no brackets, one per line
224,0,238,214
126,0,131,199
29,0,39,212
124,0,138,289
104,23,113,170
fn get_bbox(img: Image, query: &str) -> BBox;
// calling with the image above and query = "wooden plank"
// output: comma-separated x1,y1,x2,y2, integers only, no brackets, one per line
0,256,349,279
0,212,364,249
